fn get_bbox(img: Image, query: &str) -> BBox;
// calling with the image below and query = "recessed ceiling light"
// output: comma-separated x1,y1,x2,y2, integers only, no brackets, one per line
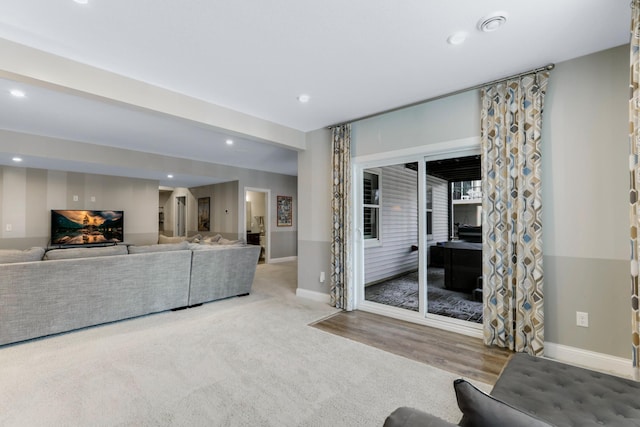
9,89,25,98
74,0,89,4
167,174,174,179
12,157,23,162
297,94,310,103
226,139,234,146
447,32,467,45
478,12,508,32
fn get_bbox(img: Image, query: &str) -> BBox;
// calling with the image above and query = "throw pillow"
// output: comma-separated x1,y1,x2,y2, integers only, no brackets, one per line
0,247,46,264
187,234,203,243
454,379,553,427
158,234,186,244
203,234,223,243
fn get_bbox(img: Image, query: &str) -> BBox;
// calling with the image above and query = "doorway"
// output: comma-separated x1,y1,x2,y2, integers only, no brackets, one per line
245,188,270,263
355,144,483,337
176,196,187,237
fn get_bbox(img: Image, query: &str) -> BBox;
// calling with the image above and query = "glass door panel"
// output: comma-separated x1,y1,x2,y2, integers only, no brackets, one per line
425,155,483,324
363,162,421,312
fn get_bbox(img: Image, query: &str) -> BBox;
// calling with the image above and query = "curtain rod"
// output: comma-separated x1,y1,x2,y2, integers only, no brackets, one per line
327,63,555,129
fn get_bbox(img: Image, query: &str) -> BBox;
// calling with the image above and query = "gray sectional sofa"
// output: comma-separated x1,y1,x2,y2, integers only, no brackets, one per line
189,244,260,305
385,352,640,426
0,242,261,346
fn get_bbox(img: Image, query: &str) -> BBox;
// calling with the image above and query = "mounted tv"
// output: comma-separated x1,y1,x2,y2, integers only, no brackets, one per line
51,210,124,246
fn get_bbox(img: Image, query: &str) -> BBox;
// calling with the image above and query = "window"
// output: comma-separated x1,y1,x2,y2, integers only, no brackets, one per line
363,170,380,243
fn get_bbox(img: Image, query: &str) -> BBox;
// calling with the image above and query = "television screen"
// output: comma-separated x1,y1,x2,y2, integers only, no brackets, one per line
51,210,124,246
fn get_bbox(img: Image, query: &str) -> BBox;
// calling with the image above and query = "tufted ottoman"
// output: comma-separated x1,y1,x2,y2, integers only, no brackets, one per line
385,353,640,426
492,353,640,426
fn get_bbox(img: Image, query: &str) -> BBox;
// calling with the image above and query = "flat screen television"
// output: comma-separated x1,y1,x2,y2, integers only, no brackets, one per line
51,210,124,246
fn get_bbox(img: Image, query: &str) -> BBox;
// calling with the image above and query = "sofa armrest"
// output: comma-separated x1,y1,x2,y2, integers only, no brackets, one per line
384,407,459,427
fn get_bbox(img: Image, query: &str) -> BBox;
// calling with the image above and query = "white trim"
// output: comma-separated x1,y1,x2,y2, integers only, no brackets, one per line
353,137,483,335
354,136,481,165
358,301,483,339
270,256,298,263
296,288,331,304
363,168,381,246
544,342,633,379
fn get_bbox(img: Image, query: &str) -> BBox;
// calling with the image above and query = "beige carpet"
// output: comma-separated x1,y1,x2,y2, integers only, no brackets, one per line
0,261,488,426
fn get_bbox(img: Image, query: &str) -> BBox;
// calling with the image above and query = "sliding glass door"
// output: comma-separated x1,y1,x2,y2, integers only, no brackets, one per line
356,147,482,331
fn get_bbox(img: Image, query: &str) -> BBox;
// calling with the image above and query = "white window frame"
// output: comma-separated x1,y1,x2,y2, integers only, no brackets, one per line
363,168,382,248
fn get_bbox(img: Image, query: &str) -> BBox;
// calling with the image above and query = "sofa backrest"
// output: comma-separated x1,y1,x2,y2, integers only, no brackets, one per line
44,245,128,260
0,247,45,264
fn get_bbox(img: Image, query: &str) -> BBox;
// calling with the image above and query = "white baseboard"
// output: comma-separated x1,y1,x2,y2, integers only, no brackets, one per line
544,342,633,378
291,288,635,378
269,256,297,264
296,288,331,304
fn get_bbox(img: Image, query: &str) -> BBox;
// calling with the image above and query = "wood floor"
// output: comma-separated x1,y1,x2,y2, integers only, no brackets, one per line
310,310,512,385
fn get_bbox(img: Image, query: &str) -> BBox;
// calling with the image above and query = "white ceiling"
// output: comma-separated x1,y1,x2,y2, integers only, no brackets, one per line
0,0,632,184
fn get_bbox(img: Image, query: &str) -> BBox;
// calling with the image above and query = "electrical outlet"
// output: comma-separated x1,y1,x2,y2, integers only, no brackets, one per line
576,311,589,328
319,271,325,283
73,195,79,202
5,224,11,232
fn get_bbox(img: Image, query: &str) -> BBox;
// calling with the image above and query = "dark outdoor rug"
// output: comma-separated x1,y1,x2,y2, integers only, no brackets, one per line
365,268,483,323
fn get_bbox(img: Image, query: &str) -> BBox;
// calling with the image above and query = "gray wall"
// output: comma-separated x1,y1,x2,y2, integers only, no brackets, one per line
0,166,159,248
352,89,480,157
541,45,629,357
0,131,297,259
297,127,332,293
297,44,630,358
191,181,240,239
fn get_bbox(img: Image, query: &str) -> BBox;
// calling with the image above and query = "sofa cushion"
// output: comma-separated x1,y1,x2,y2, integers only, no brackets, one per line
44,245,128,260
128,241,189,254
189,243,226,251
454,379,553,427
0,247,46,264
219,238,244,245
158,234,187,244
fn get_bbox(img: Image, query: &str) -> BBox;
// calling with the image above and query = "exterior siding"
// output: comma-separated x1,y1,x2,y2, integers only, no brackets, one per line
427,175,448,264
364,164,418,284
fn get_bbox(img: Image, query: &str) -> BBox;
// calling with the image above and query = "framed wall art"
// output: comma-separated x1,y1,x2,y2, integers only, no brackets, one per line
277,195,292,227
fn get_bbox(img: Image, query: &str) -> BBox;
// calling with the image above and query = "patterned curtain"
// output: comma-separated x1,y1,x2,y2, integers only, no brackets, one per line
629,0,640,376
330,124,354,310
481,72,549,356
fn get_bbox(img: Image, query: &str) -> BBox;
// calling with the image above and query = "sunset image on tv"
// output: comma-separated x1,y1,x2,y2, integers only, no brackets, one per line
51,210,124,246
